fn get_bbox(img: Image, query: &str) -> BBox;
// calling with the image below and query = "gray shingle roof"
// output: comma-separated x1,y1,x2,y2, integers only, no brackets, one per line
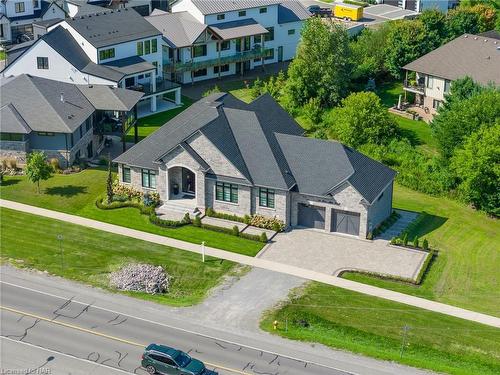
277,1,310,24
209,18,268,40
145,11,207,48
114,93,395,202
66,7,161,48
190,0,282,15
102,56,155,75
1,75,94,133
403,34,500,86
76,85,144,111
276,134,396,203
0,103,32,134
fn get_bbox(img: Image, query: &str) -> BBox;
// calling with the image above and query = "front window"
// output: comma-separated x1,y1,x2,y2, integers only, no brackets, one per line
37,132,55,136
193,68,207,77
432,99,442,109
37,57,49,69
264,48,274,61
151,39,158,53
426,75,433,89
137,41,143,56
217,14,225,20
217,41,230,51
288,29,295,35
141,169,156,189
254,35,261,44
15,2,25,13
0,133,23,141
214,64,229,74
122,167,131,183
216,182,238,203
259,7,267,13
145,40,151,55
264,27,274,42
33,0,40,8
99,48,115,61
444,79,451,94
238,10,246,17
259,188,275,208
193,44,207,58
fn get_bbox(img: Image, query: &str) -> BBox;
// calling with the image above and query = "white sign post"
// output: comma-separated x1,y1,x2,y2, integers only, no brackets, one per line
201,241,205,263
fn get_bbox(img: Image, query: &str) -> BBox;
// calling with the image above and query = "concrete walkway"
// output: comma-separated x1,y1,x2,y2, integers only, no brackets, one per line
2,199,499,329
377,209,419,240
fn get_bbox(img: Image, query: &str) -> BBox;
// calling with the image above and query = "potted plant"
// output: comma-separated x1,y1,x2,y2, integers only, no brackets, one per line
172,182,179,195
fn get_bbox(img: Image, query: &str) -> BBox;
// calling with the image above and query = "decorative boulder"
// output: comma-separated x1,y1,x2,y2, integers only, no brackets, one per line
109,263,170,295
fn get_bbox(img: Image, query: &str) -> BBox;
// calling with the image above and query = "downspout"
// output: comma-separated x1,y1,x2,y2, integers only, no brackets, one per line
64,133,69,168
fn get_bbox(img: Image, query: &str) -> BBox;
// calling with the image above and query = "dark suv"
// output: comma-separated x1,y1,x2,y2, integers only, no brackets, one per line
142,344,218,375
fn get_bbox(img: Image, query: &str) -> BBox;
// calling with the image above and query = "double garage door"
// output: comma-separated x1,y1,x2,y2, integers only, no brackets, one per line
298,204,360,236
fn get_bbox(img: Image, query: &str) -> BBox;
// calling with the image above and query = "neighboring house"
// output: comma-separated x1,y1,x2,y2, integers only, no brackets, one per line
379,0,458,13
402,34,500,117
0,74,143,166
114,93,396,238
0,0,66,43
1,8,182,114
152,0,310,83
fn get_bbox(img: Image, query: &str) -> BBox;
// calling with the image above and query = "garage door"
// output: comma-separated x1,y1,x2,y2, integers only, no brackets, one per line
332,210,360,236
298,204,325,230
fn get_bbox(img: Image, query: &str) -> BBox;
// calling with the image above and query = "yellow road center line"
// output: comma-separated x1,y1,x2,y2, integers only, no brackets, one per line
1,305,250,375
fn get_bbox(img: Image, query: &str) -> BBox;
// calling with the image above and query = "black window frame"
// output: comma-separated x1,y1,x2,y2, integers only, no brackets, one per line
37,132,55,136
238,10,246,17
288,29,295,35
213,64,229,74
137,41,144,56
264,48,274,61
217,40,230,51
193,68,207,77
259,188,275,208
216,182,238,203
264,27,274,42
144,40,151,55
99,48,115,61
259,7,267,13
122,166,131,183
15,2,25,13
151,38,158,53
141,169,156,189
36,56,49,69
192,44,207,58
0,133,24,141
217,13,225,20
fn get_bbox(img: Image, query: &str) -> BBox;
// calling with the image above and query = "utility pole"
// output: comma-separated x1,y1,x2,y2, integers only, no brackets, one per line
400,324,411,358
57,234,64,272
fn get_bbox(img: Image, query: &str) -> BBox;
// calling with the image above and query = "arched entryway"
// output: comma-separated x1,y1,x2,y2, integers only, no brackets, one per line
168,166,196,202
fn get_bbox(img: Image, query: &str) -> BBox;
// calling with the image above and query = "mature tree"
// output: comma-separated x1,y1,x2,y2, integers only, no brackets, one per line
431,88,500,158
350,23,391,80
440,76,484,110
384,20,428,79
25,151,52,193
285,18,352,108
323,92,397,147
419,9,448,51
451,123,500,216
446,7,481,38
471,3,498,32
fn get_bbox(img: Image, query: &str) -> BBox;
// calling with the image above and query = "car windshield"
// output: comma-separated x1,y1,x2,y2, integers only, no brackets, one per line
174,351,191,367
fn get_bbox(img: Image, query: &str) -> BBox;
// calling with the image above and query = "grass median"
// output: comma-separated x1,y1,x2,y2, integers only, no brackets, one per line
0,208,236,306
261,282,500,375
0,170,263,257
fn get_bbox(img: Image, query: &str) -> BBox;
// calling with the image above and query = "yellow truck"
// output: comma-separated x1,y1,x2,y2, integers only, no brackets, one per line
334,3,364,21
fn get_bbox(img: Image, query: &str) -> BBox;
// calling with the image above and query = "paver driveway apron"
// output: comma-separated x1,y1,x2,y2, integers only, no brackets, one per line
259,229,427,281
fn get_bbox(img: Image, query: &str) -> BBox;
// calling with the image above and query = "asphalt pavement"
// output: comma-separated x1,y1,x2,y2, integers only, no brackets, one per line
0,281,345,375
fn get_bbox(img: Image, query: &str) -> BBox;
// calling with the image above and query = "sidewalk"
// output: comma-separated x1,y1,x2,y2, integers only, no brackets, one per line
2,199,499,329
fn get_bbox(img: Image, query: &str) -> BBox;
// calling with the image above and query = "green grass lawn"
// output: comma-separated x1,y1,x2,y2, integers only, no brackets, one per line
0,208,236,306
0,50,6,61
392,115,438,155
343,184,500,317
125,96,194,142
261,282,500,375
0,170,263,257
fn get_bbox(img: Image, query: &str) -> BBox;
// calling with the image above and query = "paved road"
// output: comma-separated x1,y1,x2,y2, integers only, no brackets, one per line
0,282,346,375
2,199,499,328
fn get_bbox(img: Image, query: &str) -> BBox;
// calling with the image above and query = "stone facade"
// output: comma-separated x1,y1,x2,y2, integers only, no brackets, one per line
205,178,252,216
0,140,29,165
252,187,289,224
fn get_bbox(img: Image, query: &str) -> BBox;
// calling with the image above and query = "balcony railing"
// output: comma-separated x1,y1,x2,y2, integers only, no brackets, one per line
163,47,274,73
126,79,180,96
403,80,425,94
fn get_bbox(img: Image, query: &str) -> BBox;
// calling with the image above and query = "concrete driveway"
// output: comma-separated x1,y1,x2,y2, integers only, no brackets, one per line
259,229,428,281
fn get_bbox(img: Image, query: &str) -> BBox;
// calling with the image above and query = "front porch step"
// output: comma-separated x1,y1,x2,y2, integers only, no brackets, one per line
156,201,200,218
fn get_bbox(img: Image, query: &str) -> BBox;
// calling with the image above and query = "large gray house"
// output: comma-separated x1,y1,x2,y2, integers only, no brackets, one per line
114,93,396,237
0,74,143,166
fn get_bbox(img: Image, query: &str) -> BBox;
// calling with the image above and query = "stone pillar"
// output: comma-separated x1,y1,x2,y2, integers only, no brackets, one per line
150,95,157,113
174,88,181,105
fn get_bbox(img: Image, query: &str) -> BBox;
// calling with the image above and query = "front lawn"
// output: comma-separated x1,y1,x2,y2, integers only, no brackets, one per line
125,96,194,142
0,170,263,257
343,184,500,317
0,208,235,306
261,282,500,375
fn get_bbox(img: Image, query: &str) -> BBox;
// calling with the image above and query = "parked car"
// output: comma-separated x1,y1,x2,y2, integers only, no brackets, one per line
307,5,332,17
142,344,218,375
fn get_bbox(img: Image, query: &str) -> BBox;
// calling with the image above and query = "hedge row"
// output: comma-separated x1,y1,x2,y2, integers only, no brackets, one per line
205,207,247,223
415,248,436,285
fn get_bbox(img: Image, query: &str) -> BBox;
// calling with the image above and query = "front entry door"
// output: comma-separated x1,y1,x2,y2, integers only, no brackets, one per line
87,141,93,158
182,168,195,194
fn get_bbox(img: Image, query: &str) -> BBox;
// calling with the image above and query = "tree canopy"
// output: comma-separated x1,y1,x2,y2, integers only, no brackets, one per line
25,151,52,193
322,91,397,148
285,18,352,108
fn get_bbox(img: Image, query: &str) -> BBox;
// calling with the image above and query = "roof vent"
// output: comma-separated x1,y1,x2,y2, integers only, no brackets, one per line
60,93,64,103
464,35,468,38
474,36,478,40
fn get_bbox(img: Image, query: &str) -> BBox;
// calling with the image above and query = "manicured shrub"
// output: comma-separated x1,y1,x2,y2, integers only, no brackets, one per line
109,263,170,295
49,158,60,171
422,238,429,251
193,216,202,227
149,214,184,228
413,236,419,248
402,232,409,246
250,215,285,232
244,215,251,225
181,213,191,225
366,232,373,240
7,158,17,170
205,207,215,217
260,232,268,243
232,225,240,236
